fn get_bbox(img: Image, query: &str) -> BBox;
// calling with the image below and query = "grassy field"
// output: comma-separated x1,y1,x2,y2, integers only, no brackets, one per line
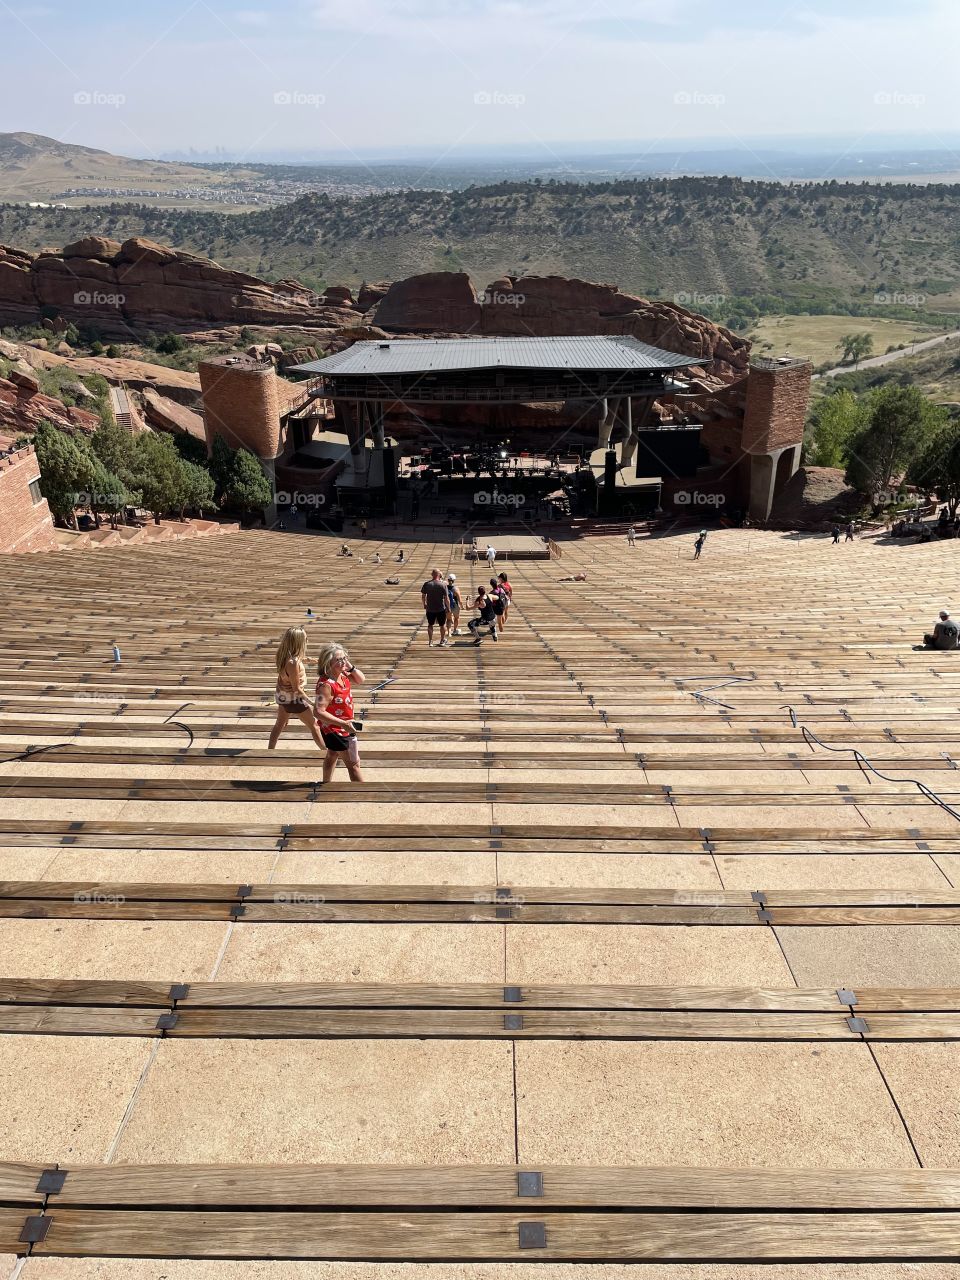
748,315,948,367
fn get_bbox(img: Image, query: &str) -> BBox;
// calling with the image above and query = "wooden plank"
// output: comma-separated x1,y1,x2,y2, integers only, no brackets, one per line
166,1009,853,1040
0,980,175,1007
175,984,845,1012
0,1209,29,1254
768,907,960,926
854,989,960,1011
0,882,239,902
45,1164,960,1210
239,904,762,925
0,902,230,921
28,1208,960,1260
862,1014,960,1039
0,1007,162,1036
0,1163,45,1204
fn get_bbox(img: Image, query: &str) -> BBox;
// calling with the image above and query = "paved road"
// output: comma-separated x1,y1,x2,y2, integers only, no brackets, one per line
816,329,960,379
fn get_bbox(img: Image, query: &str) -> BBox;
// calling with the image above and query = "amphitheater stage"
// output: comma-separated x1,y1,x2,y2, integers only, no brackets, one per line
467,533,553,559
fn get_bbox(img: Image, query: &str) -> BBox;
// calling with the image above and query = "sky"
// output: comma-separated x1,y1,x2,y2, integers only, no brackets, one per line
1,0,957,161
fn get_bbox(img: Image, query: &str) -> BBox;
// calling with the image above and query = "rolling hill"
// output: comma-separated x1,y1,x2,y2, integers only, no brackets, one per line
0,132,256,202
1,172,960,319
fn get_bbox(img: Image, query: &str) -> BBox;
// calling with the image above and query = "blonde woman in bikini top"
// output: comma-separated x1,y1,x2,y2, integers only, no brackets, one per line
268,627,326,751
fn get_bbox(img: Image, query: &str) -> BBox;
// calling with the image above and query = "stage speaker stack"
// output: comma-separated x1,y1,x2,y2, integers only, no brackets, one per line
382,446,397,506
598,449,618,515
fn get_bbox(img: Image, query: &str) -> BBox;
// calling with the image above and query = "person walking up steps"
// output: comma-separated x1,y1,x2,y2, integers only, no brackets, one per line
446,573,463,635
489,577,508,633
497,571,513,628
694,529,707,560
627,525,636,547
268,627,326,751
421,568,450,647
485,543,496,568
469,586,499,644
314,642,365,783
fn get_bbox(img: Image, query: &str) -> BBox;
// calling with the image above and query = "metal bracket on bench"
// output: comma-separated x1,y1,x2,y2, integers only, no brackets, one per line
504,1013,523,1030
19,1215,52,1244
699,827,716,852
837,988,858,1007
518,1221,547,1249
847,1015,870,1034
169,983,190,1003
751,891,767,906
156,1012,179,1032
517,1171,543,1197
35,1169,67,1196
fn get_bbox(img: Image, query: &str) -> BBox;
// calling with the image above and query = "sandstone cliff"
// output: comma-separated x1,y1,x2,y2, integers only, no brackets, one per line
0,237,362,335
0,239,749,380
371,272,749,378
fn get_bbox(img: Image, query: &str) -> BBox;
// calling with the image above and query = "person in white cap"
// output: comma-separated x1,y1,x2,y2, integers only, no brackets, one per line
923,610,959,650
446,572,463,635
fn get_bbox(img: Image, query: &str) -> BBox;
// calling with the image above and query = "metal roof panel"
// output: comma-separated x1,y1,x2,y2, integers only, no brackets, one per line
291,335,700,377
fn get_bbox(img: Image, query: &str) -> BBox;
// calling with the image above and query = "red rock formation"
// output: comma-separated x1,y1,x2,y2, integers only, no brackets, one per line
0,375,100,436
357,281,392,312
140,388,206,441
373,272,483,334
0,239,363,335
367,271,748,379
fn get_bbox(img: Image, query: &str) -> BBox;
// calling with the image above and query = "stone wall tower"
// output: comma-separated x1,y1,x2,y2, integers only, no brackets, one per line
199,355,282,516
741,356,812,520
199,354,283,461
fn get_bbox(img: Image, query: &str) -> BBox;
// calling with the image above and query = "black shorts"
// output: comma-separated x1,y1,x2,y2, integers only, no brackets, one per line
322,732,355,752
425,610,447,625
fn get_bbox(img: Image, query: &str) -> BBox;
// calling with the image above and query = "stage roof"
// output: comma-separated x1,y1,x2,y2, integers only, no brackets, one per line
292,335,697,378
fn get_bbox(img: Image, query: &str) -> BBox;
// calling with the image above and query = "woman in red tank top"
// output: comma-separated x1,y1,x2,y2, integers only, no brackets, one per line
314,642,366,783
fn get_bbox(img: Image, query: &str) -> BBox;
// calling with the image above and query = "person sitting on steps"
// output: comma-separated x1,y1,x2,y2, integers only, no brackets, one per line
923,610,960,650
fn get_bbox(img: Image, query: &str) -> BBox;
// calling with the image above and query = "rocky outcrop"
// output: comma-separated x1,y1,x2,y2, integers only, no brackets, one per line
0,375,100,436
0,240,749,379
369,271,749,378
357,281,392,312
0,238,364,335
374,272,483,334
140,388,206,441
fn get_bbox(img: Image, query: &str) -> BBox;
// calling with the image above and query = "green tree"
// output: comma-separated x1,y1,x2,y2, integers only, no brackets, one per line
155,332,186,355
224,447,272,515
908,423,960,515
91,417,138,489
179,460,216,518
32,421,95,528
83,451,129,528
807,388,865,468
836,333,874,365
173,432,210,467
844,385,946,506
135,432,184,523
209,434,236,502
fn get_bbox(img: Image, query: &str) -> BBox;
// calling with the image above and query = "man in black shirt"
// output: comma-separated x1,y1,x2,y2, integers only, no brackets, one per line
421,569,450,647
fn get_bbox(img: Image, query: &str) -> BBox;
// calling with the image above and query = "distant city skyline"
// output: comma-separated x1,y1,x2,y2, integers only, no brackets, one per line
1,0,957,167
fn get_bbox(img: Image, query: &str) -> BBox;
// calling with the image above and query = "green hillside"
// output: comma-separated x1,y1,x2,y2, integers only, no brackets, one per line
2,177,960,319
